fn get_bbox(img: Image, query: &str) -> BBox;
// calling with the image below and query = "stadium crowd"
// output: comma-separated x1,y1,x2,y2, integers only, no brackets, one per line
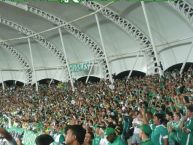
0,66,193,145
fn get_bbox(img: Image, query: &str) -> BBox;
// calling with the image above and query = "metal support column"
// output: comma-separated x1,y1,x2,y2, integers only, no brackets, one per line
28,38,38,92
126,50,141,81
58,28,75,91
95,14,113,84
49,67,59,87
86,60,95,84
141,1,162,76
0,71,5,90
180,42,193,75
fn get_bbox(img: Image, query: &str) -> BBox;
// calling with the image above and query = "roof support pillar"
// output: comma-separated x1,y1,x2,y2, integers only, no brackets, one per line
86,60,95,84
95,13,113,84
58,28,75,91
28,38,38,92
141,1,163,76
49,67,59,87
126,50,141,81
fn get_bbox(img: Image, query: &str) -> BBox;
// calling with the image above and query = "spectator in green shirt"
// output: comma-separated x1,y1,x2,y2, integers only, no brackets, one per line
166,111,175,145
104,127,126,145
92,125,102,145
181,105,193,145
170,112,182,145
151,113,168,145
139,124,154,145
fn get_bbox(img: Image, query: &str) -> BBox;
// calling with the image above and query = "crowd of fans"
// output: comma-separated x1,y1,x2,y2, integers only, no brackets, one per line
0,66,193,145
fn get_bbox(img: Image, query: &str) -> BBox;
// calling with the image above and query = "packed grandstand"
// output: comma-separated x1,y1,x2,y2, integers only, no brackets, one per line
0,67,193,145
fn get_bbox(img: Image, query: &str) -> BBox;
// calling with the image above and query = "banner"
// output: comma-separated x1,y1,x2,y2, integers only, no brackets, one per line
7,127,38,145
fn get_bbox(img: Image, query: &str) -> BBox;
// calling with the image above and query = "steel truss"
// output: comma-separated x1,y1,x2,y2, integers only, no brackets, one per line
0,17,69,83
82,0,158,74
168,0,193,24
168,0,193,75
0,42,32,84
27,5,111,82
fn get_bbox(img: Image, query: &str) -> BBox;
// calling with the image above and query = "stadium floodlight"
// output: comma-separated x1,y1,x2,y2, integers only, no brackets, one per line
4,1,28,11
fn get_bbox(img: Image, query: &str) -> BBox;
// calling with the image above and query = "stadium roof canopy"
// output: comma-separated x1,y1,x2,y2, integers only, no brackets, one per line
0,0,193,85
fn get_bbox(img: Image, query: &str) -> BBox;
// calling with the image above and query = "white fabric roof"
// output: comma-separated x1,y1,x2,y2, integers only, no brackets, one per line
0,0,193,84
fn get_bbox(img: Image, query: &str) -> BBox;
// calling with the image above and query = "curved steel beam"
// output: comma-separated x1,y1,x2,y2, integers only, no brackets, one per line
26,5,111,82
0,17,69,83
81,0,157,74
168,0,193,25
0,41,32,84
168,0,193,75
82,1,152,49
